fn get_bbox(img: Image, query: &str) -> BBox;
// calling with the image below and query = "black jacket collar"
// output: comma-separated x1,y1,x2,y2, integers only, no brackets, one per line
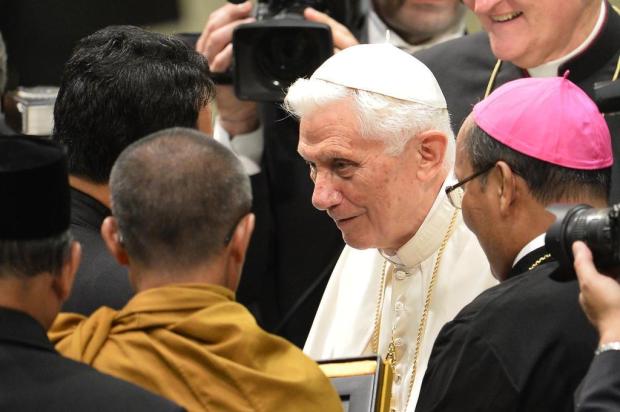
0,307,54,352
506,246,555,280
558,2,620,83
70,187,111,231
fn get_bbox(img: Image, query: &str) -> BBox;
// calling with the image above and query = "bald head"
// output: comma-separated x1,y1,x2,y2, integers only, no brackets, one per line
109,128,252,271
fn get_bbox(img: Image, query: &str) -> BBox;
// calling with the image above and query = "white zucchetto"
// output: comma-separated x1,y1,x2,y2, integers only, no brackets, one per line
311,43,447,109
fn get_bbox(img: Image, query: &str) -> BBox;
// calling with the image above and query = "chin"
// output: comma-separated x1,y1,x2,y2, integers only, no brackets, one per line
489,38,529,67
342,234,374,251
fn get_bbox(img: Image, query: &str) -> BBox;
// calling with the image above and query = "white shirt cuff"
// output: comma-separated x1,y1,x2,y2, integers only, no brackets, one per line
213,117,263,176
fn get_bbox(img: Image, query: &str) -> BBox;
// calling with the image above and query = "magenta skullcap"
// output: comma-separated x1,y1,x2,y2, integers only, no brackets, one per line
472,74,612,170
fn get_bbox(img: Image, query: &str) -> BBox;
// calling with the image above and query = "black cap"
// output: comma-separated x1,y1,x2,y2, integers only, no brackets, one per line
0,135,70,240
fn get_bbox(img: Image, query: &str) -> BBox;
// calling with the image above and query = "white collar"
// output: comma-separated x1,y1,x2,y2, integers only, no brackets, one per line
527,0,606,78
367,10,466,54
512,233,546,268
381,177,456,269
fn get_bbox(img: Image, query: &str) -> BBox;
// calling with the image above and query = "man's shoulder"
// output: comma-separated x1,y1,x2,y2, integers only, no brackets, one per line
457,264,579,322
0,341,181,411
58,357,181,410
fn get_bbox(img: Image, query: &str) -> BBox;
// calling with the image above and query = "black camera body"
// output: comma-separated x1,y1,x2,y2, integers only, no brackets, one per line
231,0,368,102
546,204,620,273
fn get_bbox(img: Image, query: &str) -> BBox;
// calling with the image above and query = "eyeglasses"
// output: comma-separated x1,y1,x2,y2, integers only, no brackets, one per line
445,164,494,209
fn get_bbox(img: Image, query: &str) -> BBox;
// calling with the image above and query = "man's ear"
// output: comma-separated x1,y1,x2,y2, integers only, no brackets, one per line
414,130,448,181
101,216,130,266
224,213,255,291
53,240,81,303
228,213,255,266
495,161,517,216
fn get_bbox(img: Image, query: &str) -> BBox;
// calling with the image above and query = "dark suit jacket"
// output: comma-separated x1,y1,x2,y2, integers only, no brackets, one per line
62,187,133,314
416,248,598,412
0,307,182,411
575,350,620,411
415,3,620,203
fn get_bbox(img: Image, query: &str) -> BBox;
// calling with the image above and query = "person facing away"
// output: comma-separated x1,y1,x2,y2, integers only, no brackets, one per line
0,135,182,412
283,43,496,412
52,25,215,315
416,75,611,411
49,128,342,412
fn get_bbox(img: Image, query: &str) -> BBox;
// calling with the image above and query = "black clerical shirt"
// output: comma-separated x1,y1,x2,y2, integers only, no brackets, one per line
62,187,133,314
0,307,182,411
416,248,598,412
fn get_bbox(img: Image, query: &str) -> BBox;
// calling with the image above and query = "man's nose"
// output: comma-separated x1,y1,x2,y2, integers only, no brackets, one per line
311,172,342,211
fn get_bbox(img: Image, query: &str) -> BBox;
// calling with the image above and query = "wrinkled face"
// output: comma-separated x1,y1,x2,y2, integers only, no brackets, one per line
455,120,504,279
463,0,600,68
374,0,465,43
298,99,424,251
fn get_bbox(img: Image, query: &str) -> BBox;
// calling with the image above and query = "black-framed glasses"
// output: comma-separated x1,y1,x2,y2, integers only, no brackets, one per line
445,164,494,209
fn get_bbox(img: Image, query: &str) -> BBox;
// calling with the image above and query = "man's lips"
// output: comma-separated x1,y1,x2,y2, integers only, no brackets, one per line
330,214,360,226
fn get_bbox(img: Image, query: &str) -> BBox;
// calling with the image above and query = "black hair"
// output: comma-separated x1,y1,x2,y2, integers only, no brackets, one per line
0,231,72,278
53,25,214,183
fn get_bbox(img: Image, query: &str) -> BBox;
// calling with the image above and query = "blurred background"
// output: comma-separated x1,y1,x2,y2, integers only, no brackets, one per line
3,0,620,88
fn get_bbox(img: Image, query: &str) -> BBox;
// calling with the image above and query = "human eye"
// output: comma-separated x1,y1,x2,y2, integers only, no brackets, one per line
306,161,317,181
332,158,355,178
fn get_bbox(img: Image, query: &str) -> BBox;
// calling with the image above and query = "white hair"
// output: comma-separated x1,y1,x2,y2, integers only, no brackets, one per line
283,78,455,170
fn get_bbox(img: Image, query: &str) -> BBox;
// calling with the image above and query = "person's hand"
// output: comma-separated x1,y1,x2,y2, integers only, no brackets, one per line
303,7,359,52
573,241,620,345
197,1,254,73
196,1,259,136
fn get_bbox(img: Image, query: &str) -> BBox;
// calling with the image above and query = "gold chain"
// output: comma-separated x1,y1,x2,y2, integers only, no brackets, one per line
371,259,389,355
528,253,552,271
370,209,459,411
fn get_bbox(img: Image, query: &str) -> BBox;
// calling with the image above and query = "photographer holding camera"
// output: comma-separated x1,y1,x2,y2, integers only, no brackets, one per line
197,0,468,347
573,241,620,411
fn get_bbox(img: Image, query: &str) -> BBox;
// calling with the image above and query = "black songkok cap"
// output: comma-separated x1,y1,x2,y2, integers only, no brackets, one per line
0,135,70,240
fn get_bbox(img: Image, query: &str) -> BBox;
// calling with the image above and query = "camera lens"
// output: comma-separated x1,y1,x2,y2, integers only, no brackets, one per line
546,204,620,273
256,28,326,90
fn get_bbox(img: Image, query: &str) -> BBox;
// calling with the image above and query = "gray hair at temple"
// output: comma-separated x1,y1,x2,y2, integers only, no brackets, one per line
283,78,455,169
109,127,252,271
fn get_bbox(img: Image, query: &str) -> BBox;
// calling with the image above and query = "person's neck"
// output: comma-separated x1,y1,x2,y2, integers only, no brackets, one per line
382,172,447,255
500,195,609,278
69,176,111,209
0,275,57,330
129,254,236,293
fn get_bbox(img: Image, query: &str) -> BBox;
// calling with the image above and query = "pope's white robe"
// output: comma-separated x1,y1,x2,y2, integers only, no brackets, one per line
304,186,497,412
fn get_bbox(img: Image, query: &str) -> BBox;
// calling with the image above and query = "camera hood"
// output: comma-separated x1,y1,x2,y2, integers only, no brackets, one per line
233,18,333,101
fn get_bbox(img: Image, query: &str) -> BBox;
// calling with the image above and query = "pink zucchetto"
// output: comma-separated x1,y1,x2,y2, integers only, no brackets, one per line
472,74,612,170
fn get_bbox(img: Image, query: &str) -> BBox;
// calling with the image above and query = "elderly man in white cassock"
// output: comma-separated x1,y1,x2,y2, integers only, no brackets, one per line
283,43,497,412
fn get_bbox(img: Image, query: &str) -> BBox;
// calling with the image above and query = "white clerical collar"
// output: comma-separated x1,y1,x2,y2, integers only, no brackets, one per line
367,10,466,54
512,233,546,268
381,176,455,269
527,0,606,78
